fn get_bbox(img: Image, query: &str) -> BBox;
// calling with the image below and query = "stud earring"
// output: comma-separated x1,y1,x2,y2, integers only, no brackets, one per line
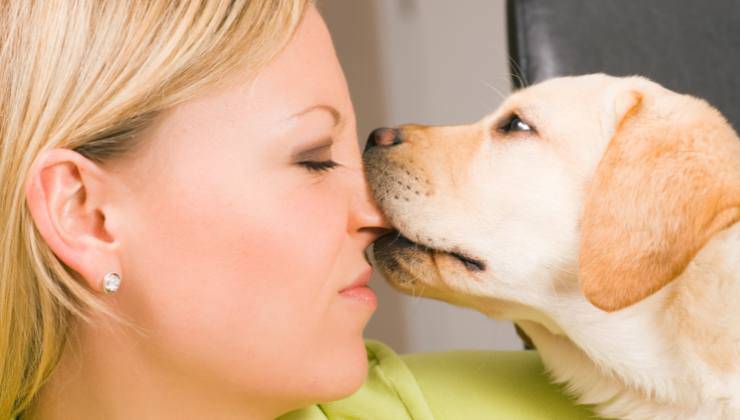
102,272,121,294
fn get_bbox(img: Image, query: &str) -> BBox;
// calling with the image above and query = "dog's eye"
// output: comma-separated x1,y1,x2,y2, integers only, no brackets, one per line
497,115,533,134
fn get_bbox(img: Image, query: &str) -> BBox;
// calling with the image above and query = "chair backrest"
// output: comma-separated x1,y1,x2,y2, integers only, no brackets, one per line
507,0,740,130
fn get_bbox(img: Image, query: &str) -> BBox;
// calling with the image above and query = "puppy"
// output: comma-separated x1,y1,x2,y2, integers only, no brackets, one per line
364,74,740,419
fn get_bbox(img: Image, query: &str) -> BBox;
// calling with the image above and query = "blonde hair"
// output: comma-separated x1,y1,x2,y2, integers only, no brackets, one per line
0,1,310,417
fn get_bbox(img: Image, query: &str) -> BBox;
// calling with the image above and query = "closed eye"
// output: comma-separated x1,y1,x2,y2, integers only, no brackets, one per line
293,140,340,174
298,160,339,173
496,114,535,134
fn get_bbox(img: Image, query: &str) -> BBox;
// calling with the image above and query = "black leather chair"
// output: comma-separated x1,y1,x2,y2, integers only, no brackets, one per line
507,0,740,130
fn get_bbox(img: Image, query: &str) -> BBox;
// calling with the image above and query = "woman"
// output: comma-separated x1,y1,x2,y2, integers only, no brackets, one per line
2,1,597,419
1,1,392,418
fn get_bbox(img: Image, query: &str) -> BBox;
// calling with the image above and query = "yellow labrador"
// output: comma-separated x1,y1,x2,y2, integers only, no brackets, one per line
364,74,740,419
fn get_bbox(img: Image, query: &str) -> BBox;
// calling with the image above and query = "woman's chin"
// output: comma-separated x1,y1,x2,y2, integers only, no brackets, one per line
313,337,369,403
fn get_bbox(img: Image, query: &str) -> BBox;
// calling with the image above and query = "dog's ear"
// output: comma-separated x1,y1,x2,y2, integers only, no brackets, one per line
579,83,740,312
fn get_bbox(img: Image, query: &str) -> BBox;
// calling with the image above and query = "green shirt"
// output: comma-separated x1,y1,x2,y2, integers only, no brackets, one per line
279,340,597,420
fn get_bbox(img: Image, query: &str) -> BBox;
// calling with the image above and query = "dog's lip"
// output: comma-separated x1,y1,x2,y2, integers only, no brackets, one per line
376,231,486,272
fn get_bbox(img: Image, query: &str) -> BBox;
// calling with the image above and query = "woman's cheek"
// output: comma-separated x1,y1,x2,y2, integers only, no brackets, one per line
121,182,350,384
234,183,348,298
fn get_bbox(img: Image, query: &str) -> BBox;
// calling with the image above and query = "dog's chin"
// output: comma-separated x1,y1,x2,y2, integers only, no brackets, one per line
372,231,486,295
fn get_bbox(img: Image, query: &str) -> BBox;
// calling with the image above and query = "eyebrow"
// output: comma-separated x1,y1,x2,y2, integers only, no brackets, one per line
290,104,343,128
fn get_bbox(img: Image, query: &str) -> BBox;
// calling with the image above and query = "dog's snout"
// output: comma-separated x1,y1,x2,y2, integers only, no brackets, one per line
365,127,402,151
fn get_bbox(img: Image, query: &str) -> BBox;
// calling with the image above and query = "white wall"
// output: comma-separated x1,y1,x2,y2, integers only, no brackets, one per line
321,0,522,353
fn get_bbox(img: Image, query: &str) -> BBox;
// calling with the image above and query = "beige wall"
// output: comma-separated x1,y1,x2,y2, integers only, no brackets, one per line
321,0,522,352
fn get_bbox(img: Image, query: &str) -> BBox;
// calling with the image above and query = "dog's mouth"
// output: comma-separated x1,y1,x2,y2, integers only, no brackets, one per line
375,231,486,272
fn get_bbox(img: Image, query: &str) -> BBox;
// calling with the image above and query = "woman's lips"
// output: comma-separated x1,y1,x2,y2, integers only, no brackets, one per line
339,268,377,307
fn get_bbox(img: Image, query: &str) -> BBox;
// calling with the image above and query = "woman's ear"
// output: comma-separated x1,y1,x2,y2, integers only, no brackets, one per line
25,148,123,294
579,84,740,312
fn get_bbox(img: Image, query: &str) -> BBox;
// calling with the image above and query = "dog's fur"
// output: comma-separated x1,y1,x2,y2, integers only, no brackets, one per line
364,74,740,419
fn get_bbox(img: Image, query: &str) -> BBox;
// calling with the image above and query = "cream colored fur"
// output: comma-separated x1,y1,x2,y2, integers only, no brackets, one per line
365,74,740,419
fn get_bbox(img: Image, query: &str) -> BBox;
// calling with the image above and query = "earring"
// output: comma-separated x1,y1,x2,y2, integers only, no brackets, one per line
102,272,121,294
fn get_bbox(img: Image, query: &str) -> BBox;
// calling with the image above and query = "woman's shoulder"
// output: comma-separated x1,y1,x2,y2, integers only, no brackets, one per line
280,340,597,420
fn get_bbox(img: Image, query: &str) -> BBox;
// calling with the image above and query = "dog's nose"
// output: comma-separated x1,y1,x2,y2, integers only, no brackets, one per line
365,127,402,151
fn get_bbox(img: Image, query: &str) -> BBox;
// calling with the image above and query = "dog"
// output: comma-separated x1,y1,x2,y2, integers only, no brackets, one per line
364,74,740,419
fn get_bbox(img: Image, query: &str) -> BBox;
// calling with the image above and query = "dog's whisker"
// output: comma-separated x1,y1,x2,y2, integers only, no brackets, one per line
387,231,403,247
408,283,427,310
506,55,529,88
482,80,508,102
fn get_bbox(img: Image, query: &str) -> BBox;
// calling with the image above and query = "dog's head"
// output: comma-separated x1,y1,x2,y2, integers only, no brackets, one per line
365,74,740,314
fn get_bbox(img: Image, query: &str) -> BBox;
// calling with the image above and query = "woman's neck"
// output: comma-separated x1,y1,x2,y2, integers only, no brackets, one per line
26,318,286,420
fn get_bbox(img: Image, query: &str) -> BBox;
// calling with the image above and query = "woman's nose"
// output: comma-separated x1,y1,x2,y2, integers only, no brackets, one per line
349,171,392,241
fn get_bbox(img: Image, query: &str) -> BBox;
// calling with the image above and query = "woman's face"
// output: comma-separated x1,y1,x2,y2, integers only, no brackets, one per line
106,6,387,410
